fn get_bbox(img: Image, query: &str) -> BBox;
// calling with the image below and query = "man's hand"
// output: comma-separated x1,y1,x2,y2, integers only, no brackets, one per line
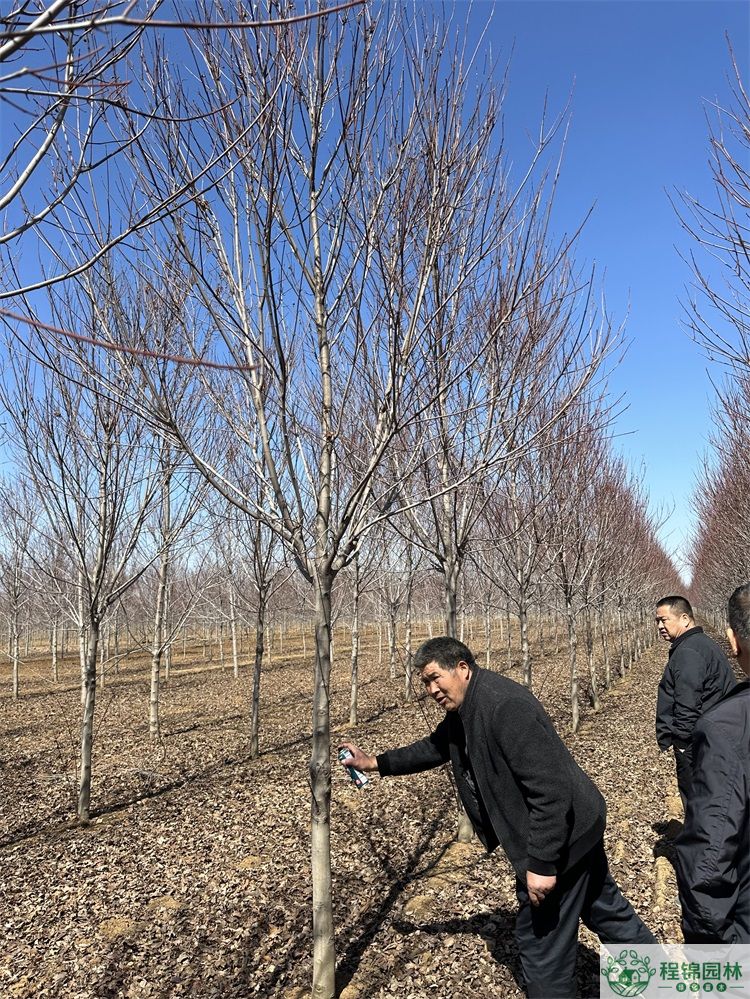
338,742,379,773
526,871,557,907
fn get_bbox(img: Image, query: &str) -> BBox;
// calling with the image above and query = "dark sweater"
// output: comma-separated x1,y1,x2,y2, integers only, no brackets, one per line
377,667,606,878
656,627,736,750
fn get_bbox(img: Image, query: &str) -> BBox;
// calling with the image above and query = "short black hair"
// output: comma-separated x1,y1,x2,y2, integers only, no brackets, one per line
412,637,476,673
728,583,750,641
656,595,694,618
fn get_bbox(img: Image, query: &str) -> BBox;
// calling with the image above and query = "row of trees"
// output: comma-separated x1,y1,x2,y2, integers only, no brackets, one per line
0,361,680,743
686,55,750,613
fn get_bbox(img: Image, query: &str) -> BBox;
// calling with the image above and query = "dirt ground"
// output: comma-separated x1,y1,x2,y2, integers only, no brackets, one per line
0,629,690,998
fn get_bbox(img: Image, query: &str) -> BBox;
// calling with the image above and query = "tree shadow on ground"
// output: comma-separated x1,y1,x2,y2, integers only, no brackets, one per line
334,816,446,994
392,911,602,998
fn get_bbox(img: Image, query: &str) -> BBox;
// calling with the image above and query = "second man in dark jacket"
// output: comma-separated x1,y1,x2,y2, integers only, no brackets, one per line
655,595,736,810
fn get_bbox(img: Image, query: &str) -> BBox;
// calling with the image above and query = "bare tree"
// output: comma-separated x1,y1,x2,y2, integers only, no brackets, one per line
472,440,556,691
343,536,381,726
1,321,163,821
691,374,750,609
544,399,611,732
391,236,615,644
216,500,288,759
147,439,207,740
678,48,750,612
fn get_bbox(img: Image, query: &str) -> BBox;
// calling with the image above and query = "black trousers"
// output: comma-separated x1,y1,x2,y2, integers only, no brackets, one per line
673,743,694,813
514,840,655,998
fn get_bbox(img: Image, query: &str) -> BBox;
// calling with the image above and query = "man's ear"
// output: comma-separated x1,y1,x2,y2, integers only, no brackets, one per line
726,626,741,658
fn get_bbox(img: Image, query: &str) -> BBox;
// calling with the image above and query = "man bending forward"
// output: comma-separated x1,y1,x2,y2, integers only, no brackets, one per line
341,637,654,998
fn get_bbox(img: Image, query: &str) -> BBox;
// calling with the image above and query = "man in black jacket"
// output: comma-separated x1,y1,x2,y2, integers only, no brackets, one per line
655,595,736,811
675,582,750,943
340,637,654,998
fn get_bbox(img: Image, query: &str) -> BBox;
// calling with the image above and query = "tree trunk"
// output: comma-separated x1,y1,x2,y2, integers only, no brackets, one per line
554,611,560,654
484,597,492,667
404,585,413,701
349,563,360,726
51,613,59,683
310,571,335,999
149,570,169,740
377,600,383,666
230,587,240,680
150,471,172,740
113,606,120,672
584,606,600,710
505,603,512,671
220,621,226,666
563,590,579,733
11,611,19,700
443,562,459,638
519,593,531,691
78,617,100,821
265,621,273,665
626,610,635,666
250,597,265,760
599,605,611,689
388,605,397,680
78,575,87,706
538,603,545,654
99,626,106,691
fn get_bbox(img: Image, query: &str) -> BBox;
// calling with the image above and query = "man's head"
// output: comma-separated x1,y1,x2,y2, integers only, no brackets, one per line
655,595,695,642
727,582,750,677
413,637,476,711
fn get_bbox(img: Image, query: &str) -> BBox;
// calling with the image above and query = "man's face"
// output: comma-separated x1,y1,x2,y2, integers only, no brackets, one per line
655,605,692,642
419,659,472,711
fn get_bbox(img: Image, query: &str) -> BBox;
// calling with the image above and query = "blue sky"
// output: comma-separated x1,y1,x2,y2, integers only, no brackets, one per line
1,1,746,584
463,0,749,579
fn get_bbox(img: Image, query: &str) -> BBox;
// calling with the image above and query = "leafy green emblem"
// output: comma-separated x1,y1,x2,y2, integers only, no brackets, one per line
602,949,656,997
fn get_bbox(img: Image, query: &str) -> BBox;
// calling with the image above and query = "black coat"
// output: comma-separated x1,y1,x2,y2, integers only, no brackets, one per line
376,667,606,878
675,679,750,942
656,627,736,750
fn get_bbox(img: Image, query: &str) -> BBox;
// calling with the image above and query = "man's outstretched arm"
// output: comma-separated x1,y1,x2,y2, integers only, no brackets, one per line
339,717,452,778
